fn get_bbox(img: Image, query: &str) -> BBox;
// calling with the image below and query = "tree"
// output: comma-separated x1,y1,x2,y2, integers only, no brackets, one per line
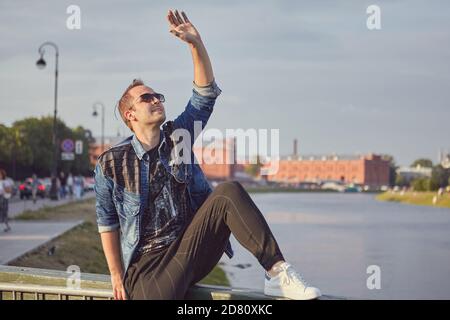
1,116,93,180
430,165,450,190
412,178,431,191
12,117,57,176
0,124,11,163
382,154,398,187
411,158,433,168
395,174,407,187
0,124,32,179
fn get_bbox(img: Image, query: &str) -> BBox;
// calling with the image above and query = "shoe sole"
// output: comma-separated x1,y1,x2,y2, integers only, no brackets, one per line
264,287,321,300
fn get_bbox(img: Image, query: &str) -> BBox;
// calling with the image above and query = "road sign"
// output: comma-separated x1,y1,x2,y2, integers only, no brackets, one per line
61,139,75,152
61,152,75,161
75,140,83,155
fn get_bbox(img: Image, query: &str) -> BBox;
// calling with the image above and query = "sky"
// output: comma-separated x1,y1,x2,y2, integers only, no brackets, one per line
1,0,449,166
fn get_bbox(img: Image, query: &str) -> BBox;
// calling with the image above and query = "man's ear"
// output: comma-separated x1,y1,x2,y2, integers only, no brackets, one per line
124,109,135,122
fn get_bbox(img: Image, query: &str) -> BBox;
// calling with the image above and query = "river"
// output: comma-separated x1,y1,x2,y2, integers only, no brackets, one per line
219,192,450,299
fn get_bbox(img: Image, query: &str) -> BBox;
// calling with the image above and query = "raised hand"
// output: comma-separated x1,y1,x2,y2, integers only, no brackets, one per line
167,10,202,45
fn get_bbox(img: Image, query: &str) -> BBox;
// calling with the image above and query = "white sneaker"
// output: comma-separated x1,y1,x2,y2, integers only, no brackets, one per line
264,262,322,300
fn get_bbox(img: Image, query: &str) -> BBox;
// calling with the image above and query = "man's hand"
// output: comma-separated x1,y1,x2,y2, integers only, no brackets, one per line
167,10,202,46
111,272,127,300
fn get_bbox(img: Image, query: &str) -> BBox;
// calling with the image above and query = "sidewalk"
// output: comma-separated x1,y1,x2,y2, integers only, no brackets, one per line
1,193,95,266
8,192,95,219
0,220,83,265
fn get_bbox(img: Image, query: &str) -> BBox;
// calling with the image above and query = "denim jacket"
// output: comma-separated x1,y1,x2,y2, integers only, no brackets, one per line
94,80,234,276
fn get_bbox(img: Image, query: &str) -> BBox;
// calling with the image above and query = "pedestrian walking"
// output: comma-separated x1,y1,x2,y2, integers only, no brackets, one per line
31,173,39,204
0,169,12,232
59,171,67,199
67,172,74,198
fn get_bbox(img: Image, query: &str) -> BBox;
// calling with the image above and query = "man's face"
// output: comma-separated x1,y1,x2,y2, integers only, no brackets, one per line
125,85,166,130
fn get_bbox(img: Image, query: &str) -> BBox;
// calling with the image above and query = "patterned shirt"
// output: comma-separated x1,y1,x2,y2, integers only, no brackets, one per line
136,142,192,256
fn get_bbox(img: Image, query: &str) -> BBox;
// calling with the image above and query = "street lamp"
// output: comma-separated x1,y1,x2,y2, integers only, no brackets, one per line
92,102,105,153
36,41,59,200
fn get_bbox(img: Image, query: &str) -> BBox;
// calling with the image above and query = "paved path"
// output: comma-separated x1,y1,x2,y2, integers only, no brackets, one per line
0,192,95,265
8,192,95,219
0,220,84,265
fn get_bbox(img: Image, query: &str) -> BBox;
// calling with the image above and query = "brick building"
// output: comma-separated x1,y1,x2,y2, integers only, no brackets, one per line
193,138,237,180
263,153,390,188
89,136,125,167
89,136,389,188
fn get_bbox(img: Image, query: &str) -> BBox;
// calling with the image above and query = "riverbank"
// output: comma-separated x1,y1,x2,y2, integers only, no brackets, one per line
245,187,336,193
10,198,229,286
376,191,450,208
244,186,383,194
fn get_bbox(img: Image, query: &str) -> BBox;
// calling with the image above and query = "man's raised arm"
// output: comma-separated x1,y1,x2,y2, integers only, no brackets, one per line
167,9,222,147
167,9,214,86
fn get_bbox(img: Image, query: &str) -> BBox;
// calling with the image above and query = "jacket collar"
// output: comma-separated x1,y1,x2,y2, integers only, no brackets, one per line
131,129,164,161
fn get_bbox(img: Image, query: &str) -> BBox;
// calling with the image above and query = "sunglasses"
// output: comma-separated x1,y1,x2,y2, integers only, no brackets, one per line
137,92,165,104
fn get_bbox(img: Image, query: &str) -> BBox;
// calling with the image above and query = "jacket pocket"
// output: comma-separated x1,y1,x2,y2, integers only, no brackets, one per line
113,184,141,217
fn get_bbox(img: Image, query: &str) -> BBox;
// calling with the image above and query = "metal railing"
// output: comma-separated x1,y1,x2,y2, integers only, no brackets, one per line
0,282,113,300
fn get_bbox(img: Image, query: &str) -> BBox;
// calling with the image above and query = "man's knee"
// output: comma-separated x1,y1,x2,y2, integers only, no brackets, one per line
214,180,244,196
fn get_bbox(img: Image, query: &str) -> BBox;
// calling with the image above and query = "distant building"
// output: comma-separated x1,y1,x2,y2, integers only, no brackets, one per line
262,153,390,189
89,136,126,167
193,138,237,181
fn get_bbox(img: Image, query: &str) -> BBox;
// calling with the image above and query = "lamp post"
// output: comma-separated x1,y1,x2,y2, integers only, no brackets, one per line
36,41,59,200
92,102,105,153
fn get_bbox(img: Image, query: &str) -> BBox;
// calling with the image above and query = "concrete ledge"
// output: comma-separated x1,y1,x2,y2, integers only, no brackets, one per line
0,265,343,300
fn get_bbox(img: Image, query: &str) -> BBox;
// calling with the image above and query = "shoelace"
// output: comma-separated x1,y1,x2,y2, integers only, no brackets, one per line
279,266,309,289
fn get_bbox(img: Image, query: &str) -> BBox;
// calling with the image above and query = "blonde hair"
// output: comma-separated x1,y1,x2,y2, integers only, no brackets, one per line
117,79,145,132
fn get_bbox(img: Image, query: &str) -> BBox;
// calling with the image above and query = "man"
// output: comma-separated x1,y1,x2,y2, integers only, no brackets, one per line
31,173,39,204
95,9,321,300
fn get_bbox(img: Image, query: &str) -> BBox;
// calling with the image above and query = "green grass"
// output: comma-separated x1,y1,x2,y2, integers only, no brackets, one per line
376,191,450,208
10,197,229,286
14,197,97,221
